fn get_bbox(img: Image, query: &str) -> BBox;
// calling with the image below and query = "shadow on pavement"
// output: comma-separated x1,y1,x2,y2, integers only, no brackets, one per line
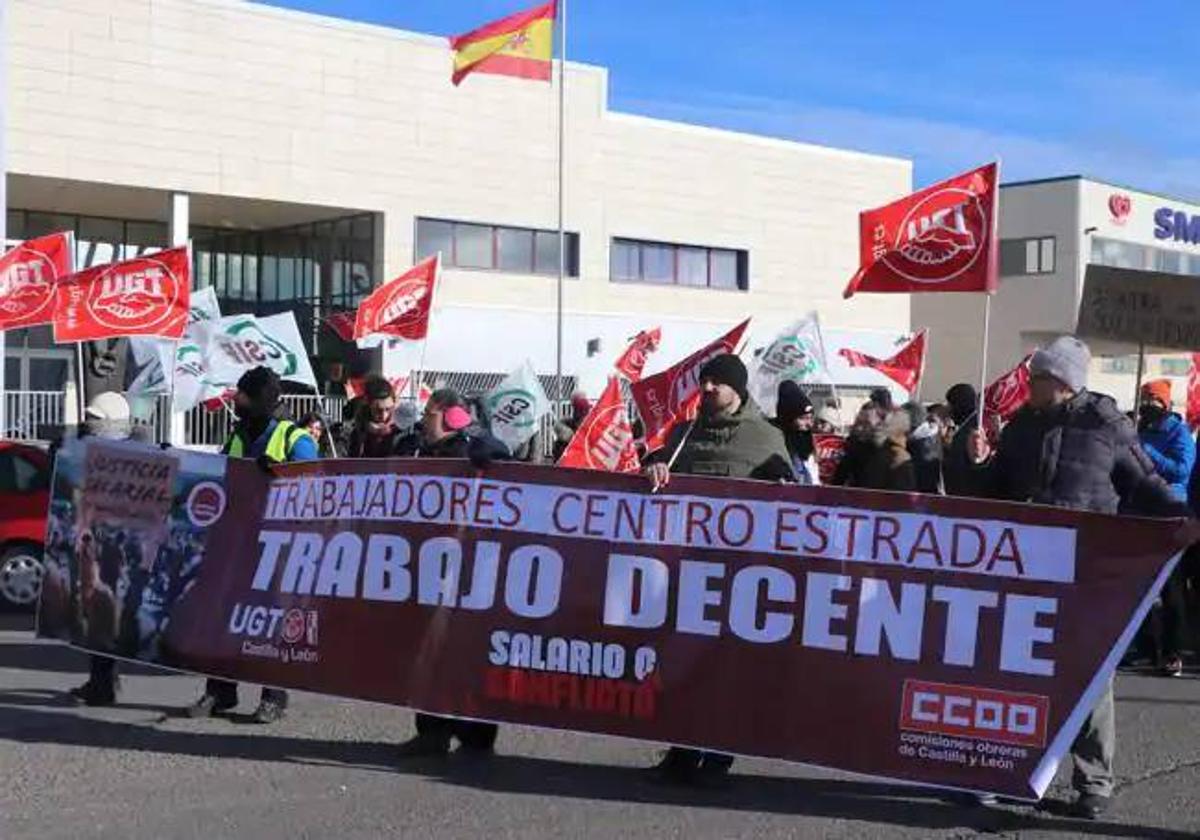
0,640,171,677
0,701,1193,839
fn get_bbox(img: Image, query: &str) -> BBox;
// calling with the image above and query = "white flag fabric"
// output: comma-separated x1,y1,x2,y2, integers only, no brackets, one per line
483,360,551,452
749,313,833,417
195,312,319,396
127,287,224,391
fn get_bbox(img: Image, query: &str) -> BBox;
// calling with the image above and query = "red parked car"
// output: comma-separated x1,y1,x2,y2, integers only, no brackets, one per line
0,441,51,609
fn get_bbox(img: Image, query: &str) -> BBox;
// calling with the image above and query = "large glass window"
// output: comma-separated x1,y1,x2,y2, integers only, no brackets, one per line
609,238,749,291
1000,236,1056,276
415,218,580,276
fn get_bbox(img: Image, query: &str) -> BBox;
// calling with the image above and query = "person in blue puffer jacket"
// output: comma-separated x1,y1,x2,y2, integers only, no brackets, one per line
1138,379,1195,501
1137,378,1197,680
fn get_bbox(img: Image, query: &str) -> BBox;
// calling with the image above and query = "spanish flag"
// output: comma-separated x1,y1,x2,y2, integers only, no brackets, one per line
450,1,556,86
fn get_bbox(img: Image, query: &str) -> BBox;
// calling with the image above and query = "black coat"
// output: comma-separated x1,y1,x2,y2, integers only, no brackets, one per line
942,421,976,497
979,390,1187,517
417,428,511,466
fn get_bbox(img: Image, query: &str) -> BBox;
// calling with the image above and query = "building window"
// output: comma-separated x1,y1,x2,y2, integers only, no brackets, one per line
1100,356,1139,374
1160,358,1191,377
609,238,749,290
415,218,579,277
1000,237,1055,276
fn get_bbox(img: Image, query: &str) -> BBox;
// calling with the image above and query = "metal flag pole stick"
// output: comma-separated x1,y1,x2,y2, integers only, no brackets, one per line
74,343,88,428
1132,339,1147,416
554,0,568,408
165,339,179,445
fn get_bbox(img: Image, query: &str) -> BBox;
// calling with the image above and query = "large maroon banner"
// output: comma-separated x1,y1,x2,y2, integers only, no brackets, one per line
38,439,1184,800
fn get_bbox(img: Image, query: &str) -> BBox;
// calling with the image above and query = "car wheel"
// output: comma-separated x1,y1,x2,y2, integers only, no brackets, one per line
0,546,45,609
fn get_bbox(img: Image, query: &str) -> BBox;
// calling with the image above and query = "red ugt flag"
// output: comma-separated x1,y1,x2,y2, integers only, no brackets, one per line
53,246,191,342
0,231,75,331
1187,353,1200,430
838,331,927,394
614,327,662,383
557,377,640,473
844,162,999,298
355,255,438,341
324,310,357,342
986,355,1033,422
631,319,749,452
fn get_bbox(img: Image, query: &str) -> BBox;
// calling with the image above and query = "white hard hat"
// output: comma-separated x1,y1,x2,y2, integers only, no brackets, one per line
85,391,132,422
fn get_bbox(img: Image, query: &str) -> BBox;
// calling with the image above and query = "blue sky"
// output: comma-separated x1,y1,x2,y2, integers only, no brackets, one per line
264,1,1199,200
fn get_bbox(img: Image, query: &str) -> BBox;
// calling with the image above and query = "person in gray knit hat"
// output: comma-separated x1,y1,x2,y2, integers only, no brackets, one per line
966,335,1200,819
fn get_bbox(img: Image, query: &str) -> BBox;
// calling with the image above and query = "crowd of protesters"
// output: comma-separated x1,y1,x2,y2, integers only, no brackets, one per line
51,332,1200,821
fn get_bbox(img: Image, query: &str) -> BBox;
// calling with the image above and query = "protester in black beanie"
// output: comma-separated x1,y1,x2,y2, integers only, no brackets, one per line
942,382,979,496
945,383,978,426
697,353,749,404
774,380,818,484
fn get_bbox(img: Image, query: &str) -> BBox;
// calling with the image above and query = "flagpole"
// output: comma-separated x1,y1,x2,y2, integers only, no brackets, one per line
978,295,992,434
554,0,567,408
977,156,1001,437
75,343,87,428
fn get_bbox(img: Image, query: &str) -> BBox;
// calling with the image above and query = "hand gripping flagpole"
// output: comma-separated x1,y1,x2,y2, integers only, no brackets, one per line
554,0,568,409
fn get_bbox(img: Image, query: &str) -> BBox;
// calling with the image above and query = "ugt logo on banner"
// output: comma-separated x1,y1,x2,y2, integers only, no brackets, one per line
53,246,191,342
0,232,75,331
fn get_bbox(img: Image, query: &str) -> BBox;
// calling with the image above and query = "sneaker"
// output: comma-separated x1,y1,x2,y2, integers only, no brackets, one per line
185,693,237,719
396,733,451,758
1069,793,1111,820
249,699,286,724
1163,656,1184,678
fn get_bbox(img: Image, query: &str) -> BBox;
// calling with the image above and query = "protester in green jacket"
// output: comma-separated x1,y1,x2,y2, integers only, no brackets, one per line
643,353,794,787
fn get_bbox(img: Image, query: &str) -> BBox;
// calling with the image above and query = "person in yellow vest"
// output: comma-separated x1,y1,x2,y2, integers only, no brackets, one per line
185,366,317,724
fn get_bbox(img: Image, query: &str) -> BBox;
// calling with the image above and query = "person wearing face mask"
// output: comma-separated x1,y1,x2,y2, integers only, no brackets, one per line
642,354,793,787
967,337,1200,819
1136,379,1196,678
185,366,317,724
773,380,819,485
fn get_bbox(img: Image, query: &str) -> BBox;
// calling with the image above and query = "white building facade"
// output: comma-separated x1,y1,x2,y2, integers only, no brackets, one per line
4,0,916,427
914,176,1200,409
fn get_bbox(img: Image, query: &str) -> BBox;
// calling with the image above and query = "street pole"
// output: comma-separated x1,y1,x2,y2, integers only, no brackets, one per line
554,0,567,407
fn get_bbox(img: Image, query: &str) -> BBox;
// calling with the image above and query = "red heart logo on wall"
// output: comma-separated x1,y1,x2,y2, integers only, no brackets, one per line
1109,194,1132,223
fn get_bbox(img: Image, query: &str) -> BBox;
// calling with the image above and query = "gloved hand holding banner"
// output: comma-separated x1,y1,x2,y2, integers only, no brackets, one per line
38,438,1186,801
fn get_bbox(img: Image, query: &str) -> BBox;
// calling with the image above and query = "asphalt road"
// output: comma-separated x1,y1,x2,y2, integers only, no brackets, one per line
2,612,1199,840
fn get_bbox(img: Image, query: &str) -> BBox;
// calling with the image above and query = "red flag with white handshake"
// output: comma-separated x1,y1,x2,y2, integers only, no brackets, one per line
985,355,1033,422
0,231,75,331
838,331,927,395
354,254,439,341
631,319,750,452
614,327,662,383
53,245,191,342
844,162,999,298
557,377,640,473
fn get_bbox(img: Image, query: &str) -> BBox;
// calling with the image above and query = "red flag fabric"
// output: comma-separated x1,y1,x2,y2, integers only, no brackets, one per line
557,377,640,473
813,434,846,485
838,331,927,394
1187,353,1200,430
324,311,357,342
985,355,1033,423
631,319,750,452
614,327,662,383
53,245,191,342
354,255,438,341
844,162,999,298
0,231,75,331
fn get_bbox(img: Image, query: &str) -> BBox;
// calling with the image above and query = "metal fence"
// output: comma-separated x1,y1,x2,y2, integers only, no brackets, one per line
4,391,66,441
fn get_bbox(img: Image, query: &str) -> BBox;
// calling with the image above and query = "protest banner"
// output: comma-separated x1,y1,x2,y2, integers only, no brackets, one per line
485,360,552,453
39,438,1185,800
1076,264,1200,352
195,312,319,396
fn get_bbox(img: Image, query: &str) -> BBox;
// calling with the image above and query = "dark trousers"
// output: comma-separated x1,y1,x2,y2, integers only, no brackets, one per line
205,678,288,709
89,655,117,688
1161,567,1190,659
415,713,497,750
663,746,734,772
